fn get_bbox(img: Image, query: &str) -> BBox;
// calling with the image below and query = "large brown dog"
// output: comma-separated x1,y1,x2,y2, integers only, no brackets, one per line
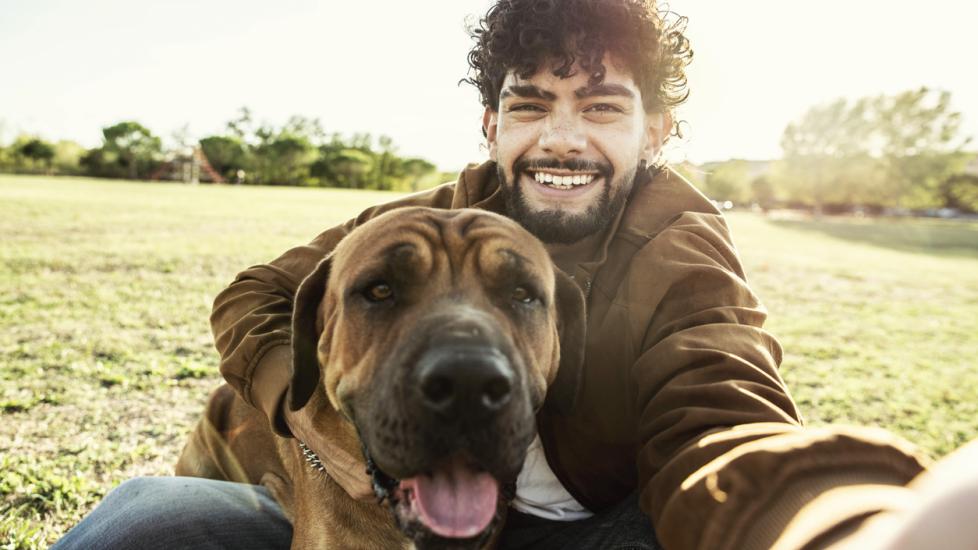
177,207,585,549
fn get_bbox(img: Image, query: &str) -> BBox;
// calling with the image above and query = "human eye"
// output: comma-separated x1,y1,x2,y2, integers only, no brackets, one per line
584,103,625,114
507,103,547,113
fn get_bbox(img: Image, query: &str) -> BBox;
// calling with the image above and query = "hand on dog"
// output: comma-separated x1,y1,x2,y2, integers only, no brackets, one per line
832,439,978,550
284,391,375,502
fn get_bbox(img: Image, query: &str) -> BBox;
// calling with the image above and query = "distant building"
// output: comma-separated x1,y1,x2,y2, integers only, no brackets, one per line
151,146,223,184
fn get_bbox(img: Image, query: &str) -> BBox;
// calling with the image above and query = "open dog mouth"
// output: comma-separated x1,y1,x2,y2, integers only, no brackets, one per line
395,454,500,538
366,447,506,547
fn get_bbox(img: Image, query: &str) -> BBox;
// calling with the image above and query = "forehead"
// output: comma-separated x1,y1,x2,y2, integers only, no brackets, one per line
332,213,551,278
501,56,641,97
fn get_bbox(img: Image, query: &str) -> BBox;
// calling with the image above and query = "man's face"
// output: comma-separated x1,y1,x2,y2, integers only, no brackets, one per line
485,57,668,244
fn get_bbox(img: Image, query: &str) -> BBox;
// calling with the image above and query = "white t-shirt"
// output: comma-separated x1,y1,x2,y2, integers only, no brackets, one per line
512,433,593,521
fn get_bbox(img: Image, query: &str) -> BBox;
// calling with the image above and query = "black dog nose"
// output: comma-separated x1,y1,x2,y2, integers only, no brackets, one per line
416,347,515,417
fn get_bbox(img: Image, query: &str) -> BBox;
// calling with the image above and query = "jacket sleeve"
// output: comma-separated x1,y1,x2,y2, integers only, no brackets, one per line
209,183,458,433
631,212,929,550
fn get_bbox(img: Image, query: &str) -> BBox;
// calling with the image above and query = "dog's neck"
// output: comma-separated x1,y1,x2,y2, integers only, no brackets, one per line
296,438,399,504
297,440,327,473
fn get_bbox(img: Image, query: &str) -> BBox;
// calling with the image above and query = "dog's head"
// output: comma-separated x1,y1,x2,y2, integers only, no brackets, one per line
289,207,585,549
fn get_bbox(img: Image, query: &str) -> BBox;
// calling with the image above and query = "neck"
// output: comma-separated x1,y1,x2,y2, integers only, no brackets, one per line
545,226,609,274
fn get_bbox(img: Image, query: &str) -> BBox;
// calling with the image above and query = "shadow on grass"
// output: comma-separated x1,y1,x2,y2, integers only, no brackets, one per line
769,217,978,258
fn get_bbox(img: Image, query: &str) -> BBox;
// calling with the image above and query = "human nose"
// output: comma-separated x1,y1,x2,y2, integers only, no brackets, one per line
538,110,586,158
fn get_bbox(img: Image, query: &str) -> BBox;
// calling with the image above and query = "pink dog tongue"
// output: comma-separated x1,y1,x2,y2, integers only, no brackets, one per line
410,459,499,538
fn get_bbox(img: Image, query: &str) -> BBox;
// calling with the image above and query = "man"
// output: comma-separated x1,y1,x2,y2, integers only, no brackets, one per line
53,1,971,549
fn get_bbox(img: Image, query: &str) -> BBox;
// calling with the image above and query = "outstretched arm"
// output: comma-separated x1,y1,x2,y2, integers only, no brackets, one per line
629,213,928,550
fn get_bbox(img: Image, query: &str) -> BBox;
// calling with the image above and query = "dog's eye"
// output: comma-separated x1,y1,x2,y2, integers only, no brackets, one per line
364,282,394,302
511,286,535,304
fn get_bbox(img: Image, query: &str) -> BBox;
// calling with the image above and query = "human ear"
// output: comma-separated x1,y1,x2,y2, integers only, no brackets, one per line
642,111,672,164
483,107,499,161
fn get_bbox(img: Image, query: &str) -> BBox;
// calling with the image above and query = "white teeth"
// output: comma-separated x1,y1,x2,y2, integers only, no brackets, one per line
532,171,596,189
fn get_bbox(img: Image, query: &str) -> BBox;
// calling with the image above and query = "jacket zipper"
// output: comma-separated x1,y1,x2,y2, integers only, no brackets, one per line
570,274,593,299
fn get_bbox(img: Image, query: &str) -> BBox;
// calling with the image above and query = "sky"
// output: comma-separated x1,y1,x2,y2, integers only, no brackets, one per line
1,0,976,171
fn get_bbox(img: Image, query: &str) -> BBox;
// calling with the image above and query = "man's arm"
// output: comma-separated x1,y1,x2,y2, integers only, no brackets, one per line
630,212,929,550
210,227,350,434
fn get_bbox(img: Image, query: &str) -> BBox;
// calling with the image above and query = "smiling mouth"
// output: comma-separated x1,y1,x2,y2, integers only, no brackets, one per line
528,169,599,191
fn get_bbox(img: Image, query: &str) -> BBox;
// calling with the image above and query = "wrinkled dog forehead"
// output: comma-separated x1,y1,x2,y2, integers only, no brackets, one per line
331,207,554,289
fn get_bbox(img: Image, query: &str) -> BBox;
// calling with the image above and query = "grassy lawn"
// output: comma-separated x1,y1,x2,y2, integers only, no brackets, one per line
2,174,977,548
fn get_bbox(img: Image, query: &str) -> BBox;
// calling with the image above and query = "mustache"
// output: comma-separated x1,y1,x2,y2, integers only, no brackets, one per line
513,158,613,179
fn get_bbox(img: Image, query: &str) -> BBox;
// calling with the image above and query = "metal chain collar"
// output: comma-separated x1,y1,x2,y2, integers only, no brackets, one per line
297,440,327,473
298,439,396,505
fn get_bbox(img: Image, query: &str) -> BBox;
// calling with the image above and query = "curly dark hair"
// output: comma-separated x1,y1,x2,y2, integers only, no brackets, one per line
465,0,692,128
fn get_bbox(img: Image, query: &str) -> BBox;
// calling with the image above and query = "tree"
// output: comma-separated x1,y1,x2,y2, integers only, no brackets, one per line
401,157,437,192
252,132,316,185
776,89,971,211
200,135,248,182
330,148,374,188
226,107,255,142
941,173,978,214
282,116,325,144
99,121,163,180
52,140,85,175
775,98,880,211
873,88,972,208
18,138,55,173
0,119,10,171
371,135,397,190
751,175,777,211
700,159,752,204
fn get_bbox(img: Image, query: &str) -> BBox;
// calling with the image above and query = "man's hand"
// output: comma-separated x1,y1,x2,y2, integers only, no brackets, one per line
836,439,978,550
283,391,375,502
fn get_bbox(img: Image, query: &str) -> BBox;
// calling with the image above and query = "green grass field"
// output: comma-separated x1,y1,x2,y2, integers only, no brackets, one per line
2,174,978,548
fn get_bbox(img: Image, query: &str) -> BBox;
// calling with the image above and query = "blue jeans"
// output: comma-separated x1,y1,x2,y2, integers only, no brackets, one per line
53,477,660,550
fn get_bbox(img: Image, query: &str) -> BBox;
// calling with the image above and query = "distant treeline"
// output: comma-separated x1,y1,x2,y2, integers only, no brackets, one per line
0,108,453,192
684,88,978,214
3,91,977,213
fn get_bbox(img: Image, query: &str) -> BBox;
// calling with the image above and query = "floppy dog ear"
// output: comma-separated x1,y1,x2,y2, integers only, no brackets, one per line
288,254,332,412
544,269,587,415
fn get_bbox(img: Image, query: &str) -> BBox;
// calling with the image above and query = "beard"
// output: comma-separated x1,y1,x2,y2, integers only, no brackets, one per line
497,157,639,245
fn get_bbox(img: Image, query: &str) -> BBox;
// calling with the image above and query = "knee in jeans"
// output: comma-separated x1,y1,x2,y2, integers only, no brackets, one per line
109,476,193,504
111,477,159,497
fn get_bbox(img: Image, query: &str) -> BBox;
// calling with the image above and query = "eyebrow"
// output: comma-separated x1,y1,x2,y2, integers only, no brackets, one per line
574,83,635,100
499,82,636,102
500,85,557,101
